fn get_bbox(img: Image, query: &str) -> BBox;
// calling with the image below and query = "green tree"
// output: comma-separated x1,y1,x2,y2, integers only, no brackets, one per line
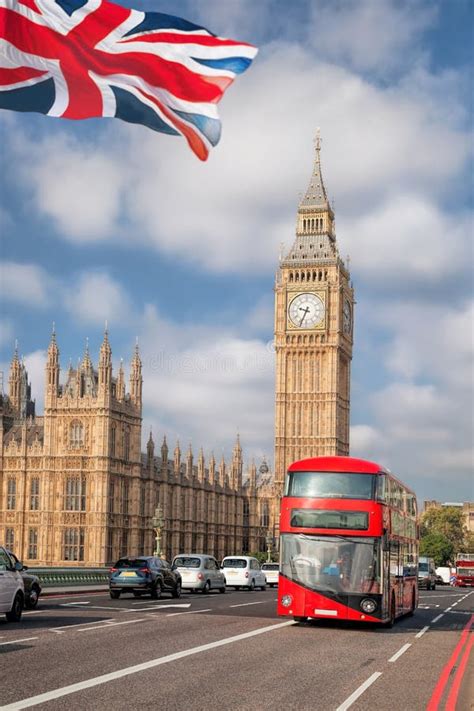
419,532,454,567
421,506,466,553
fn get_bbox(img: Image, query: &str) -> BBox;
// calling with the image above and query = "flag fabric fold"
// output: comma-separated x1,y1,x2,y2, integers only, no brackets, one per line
0,0,258,159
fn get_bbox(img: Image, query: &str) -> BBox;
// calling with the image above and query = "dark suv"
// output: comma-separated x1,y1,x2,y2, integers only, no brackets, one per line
109,556,182,599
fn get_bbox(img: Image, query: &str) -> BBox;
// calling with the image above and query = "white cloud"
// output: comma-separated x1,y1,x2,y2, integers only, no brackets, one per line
14,134,126,242
65,271,132,326
8,39,470,281
0,318,13,349
138,305,274,462
308,0,436,75
23,349,47,413
0,261,53,307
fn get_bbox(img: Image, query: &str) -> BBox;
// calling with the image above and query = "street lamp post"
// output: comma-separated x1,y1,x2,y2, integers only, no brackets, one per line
152,504,164,557
265,531,273,563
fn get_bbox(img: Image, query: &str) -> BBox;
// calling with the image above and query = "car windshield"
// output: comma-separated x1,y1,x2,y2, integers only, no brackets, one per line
418,563,429,572
173,557,201,568
285,472,375,500
281,534,381,595
223,559,247,568
115,558,149,569
262,564,279,571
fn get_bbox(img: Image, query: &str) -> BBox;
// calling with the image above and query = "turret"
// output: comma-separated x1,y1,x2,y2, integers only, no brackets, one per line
161,435,169,464
186,443,194,480
129,339,142,407
231,433,243,489
116,358,125,401
249,458,257,492
147,428,155,466
208,452,216,485
198,447,205,482
8,341,22,412
45,327,60,405
174,440,181,476
98,327,112,394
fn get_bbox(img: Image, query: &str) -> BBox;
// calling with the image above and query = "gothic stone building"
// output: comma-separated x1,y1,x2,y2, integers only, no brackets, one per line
0,335,276,566
0,135,351,566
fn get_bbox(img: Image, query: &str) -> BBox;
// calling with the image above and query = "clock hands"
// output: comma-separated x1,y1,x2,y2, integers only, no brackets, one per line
299,306,310,326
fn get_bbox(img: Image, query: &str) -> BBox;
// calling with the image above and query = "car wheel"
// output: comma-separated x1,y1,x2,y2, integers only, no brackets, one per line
150,582,162,600
202,581,211,594
260,584,266,591
133,591,142,598
6,592,23,622
407,589,416,617
26,586,40,609
172,582,182,599
235,586,240,591
432,583,436,591
110,590,120,599
248,579,255,592
219,586,226,594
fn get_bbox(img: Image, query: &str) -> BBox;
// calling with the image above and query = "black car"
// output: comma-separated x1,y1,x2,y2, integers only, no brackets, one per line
7,550,42,609
109,556,182,599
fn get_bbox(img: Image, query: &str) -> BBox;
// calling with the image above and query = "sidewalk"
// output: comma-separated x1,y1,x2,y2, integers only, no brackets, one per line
41,585,109,597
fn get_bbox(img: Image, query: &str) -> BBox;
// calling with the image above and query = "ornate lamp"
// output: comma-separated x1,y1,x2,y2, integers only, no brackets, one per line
152,504,164,557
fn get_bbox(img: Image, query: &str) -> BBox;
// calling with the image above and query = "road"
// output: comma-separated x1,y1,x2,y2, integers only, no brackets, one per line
0,586,472,710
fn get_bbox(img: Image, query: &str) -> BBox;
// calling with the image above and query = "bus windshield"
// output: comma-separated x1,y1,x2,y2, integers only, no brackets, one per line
280,534,381,595
285,472,375,500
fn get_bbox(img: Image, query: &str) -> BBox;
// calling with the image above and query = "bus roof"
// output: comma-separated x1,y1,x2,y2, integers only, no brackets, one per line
287,456,387,474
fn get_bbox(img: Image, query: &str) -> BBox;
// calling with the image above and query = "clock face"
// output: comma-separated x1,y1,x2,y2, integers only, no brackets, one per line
288,293,325,329
343,300,352,334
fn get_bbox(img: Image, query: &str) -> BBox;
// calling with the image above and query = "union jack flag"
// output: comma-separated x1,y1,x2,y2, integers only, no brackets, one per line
0,0,258,160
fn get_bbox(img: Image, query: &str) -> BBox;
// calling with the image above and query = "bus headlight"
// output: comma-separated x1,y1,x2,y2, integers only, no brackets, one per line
281,594,293,608
360,598,377,614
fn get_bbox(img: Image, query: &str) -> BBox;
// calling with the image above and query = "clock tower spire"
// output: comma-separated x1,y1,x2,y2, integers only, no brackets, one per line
274,132,354,497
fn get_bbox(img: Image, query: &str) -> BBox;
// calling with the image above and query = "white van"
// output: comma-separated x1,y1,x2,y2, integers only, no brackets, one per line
221,556,266,590
0,546,24,622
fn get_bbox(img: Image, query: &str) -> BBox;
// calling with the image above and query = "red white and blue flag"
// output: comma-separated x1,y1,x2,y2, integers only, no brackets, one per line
0,0,258,159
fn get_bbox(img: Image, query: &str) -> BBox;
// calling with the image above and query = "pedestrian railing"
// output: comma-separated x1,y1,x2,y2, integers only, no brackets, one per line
28,567,110,587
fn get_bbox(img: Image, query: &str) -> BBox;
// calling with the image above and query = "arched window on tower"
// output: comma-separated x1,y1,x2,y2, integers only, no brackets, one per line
70,420,84,448
260,500,270,528
7,478,16,510
123,427,131,460
110,425,116,458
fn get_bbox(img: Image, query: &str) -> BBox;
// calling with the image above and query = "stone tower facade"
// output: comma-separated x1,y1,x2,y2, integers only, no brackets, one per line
0,332,276,566
274,133,354,495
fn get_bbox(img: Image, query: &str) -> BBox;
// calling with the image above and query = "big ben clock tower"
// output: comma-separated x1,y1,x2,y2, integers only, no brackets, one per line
274,131,354,496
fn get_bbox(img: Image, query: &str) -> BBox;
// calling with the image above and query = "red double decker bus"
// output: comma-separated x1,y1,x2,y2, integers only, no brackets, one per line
277,456,419,625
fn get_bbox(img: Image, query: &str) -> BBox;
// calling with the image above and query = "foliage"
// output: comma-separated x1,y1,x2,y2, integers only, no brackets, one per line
464,531,474,554
420,506,466,554
419,532,454,567
248,551,278,564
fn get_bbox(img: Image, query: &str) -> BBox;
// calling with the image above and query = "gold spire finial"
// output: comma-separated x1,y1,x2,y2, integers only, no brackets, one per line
314,127,321,157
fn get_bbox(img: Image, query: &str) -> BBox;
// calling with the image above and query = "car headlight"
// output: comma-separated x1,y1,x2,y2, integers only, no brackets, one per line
360,598,377,614
281,594,293,608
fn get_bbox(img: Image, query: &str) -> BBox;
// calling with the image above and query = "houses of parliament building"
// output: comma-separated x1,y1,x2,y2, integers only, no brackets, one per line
0,136,354,567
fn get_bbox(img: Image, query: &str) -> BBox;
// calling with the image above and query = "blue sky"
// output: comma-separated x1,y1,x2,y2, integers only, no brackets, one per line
0,0,472,503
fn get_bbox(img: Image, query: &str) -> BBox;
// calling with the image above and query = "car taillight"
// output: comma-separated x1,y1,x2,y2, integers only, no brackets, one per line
197,573,204,580
245,572,249,578
139,567,150,575
109,567,117,573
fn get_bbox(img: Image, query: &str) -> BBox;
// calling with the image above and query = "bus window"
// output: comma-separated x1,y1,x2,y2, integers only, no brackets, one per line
285,472,375,500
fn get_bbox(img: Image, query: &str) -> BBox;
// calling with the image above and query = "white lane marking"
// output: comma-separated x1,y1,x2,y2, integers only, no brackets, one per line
166,608,212,617
229,601,266,608
0,637,38,647
446,610,471,615
49,618,114,632
60,602,91,606
125,604,191,612
452,602,458,606
445,607,452,612
336,672,382,711
431,614,444,623
419,606,430,609
418,594,464,598
1,620,295,710
415,626,430,639
78,619,146,632
23,610,45,616
388,643,411,662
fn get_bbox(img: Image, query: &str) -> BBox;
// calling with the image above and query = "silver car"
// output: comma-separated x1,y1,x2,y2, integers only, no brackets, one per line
172,554,226,594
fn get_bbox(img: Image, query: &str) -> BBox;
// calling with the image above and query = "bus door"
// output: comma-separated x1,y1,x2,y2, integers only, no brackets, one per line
389,540,403,613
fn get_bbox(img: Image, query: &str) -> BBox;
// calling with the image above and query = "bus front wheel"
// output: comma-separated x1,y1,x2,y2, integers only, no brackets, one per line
293,616,307,623
385,593,396,628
